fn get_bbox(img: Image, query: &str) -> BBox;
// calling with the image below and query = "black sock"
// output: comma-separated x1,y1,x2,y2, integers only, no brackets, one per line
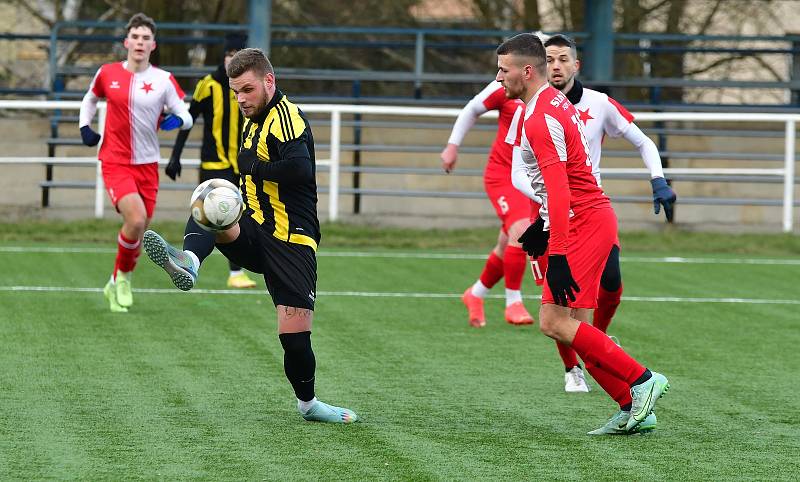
229,260,242,271
278,331,316,402
631,368,652,387
621,403,632,411
182,216,216,265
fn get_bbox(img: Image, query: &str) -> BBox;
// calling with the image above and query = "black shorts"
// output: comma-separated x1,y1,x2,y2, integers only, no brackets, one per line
216,215,317,310
200,166,238,185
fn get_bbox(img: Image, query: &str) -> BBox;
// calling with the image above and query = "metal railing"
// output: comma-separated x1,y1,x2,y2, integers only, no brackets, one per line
0,100,797,231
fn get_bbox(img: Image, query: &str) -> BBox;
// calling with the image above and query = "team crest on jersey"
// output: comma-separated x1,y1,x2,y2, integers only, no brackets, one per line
141,82,154,94
110,81,120,89
578,108,594,125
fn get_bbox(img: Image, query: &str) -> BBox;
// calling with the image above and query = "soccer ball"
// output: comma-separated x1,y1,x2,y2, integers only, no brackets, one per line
190,178,244,232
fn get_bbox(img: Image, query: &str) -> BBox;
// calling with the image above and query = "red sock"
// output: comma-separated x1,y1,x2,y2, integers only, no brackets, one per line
556,341,579,369
114,231,141,279
593,284,622,333
585,360,632,408
503,245,527,290
570,322,646,385
478,251,504,289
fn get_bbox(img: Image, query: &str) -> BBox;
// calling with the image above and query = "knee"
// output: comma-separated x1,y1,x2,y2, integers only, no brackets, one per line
600,268,621,292
124,214,148,236
538,311,559,339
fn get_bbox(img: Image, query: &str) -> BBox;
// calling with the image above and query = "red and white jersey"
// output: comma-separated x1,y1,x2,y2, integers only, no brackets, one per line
80,62,192,165
447,80,525,180
571,88,635,183
518,84,610,253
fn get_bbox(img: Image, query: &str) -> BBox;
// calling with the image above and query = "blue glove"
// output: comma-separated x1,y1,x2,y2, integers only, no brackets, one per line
80,125,101,147
651,177,676,222
159,114,183,131
517,216,549,258
546,255,580,307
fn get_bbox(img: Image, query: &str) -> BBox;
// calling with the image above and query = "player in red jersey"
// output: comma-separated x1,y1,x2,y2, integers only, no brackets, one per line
441,81,538,327
497,33,669,435
514,33,678,393
79,13,193,313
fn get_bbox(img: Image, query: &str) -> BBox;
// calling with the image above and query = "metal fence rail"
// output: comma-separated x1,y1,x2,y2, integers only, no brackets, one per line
0,100,797,231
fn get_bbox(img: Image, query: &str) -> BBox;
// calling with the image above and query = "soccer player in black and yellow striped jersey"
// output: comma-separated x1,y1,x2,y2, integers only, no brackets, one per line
142,48,357,424
165,33,257,289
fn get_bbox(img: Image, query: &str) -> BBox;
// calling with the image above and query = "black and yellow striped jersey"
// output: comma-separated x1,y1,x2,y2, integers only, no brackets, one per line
237,90,320,251
171,65,243,173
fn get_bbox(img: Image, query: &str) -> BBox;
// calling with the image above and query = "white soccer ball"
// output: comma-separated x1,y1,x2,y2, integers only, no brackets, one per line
190,178,244,232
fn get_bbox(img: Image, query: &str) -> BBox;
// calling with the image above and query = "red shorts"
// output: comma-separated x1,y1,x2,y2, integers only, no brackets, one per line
101,162,159,218
541,206,619,309
485,175,536,233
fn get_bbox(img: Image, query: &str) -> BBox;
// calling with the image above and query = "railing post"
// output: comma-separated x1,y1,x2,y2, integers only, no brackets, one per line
94,105,106,219
329,109,341,222
414,31,425,99
783,119,796,232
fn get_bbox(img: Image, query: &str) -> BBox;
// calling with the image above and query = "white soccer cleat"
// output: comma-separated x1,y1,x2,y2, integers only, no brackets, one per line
565,366,590,393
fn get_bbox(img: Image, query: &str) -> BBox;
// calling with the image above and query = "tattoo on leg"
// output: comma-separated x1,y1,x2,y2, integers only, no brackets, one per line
282,306,312,320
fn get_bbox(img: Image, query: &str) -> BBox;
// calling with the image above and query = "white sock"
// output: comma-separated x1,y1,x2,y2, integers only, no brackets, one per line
185,250,200,272
229,269,244,277
470,280,490,298
109,273,116,284
298,397,317,414
505,289,522,306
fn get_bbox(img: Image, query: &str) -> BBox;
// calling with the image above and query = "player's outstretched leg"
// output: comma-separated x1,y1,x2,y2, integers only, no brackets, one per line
588,411,657,435
626,371,669,431
142,230,198,291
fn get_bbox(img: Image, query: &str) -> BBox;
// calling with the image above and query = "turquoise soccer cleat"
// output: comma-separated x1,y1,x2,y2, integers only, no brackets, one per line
587,410,657,435
301,400,358,424
626,371,669,431
142,230,197,291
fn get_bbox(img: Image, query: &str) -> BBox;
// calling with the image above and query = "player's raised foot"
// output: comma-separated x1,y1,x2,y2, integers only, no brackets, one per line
626,371,670,431
301,400,358,424
588,411,657,435
103,279,128,313
462,288,486,328
142,230,197,291
505,301,534,325
115,271,133,307
565,366,590,393
227,271,256,288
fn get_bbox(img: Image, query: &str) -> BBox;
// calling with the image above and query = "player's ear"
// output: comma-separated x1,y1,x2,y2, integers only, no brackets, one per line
123,37,129,49
575,58,580,72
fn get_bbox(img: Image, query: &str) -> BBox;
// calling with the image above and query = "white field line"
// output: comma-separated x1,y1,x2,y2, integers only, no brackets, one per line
0,246,799,265
1,285,798,305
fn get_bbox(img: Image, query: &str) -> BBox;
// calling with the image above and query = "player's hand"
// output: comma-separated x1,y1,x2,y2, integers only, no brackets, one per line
80,125,101,147
546,254,580,307
165,154,182,180
159,114,184,131
517,217,549,258
651,177,676,222
440,143,458,173
236,149,257,177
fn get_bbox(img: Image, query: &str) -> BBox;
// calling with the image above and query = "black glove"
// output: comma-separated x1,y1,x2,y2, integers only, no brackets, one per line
517,217,549,258
80,125,101,147
546,254,580,307
651,177,677,222
165,155,182,180
236,149,257,177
